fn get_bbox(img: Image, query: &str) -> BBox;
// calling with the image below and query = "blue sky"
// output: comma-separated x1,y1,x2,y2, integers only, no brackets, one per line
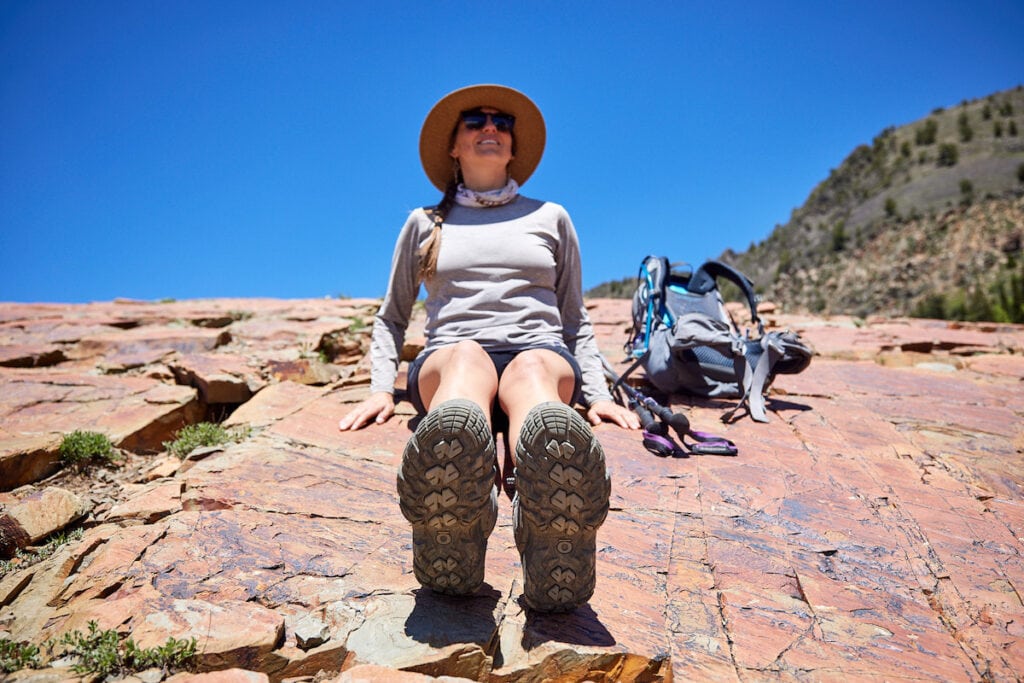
2,1,1022,303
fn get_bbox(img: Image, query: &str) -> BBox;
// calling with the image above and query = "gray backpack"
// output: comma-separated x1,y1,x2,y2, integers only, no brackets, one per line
622,256,812,423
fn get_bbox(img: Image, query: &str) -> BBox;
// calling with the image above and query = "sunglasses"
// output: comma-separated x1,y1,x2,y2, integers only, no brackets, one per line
460,109,515,133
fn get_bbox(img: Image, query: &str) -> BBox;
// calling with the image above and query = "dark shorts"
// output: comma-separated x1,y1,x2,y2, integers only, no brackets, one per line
406,344,583,418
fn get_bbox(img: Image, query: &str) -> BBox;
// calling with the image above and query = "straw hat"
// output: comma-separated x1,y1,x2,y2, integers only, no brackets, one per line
419,84,546,192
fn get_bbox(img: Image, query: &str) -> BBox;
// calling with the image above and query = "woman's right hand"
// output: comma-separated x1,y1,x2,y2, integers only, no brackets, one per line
338,391,395,430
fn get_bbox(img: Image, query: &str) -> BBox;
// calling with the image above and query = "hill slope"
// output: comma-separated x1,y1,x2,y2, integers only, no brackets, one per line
590,86,1024,321
722,85,1024,319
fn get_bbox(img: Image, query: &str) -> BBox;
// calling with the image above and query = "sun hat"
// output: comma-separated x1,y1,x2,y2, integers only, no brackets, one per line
419,84,546,192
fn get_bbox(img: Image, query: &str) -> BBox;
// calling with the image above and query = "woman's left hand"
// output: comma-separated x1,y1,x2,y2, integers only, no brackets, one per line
586,399,641,430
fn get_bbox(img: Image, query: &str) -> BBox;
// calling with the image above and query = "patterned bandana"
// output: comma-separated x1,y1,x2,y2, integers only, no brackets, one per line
453,178,520,207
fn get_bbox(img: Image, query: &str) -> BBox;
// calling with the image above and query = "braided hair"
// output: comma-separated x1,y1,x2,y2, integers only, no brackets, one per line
418,176,458,282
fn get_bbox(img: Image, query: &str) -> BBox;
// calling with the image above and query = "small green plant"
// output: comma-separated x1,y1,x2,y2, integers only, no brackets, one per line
58,431,119,468
2,622,196,676
59,621,196,677
1,639,42,673
163,422,247,458
1,528,84,577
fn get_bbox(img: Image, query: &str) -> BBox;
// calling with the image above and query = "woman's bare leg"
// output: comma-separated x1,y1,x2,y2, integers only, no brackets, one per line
416,340,500,419
497,348,576,456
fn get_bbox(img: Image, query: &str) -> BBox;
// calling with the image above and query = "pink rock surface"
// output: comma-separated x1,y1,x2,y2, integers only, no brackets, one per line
0,298,1021,682
0,370,201,488
169,352,265,404
0,487,87,553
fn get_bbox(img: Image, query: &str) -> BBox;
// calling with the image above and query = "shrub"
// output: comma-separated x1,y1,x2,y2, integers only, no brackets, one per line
957,112,973,142
915,119,938,145
775,249,792,279
911,293,946,319
1,640,41,674
1,528,84,577
163,422,247,459
911,258,1024,324
959,179,974,206
59,621,196,677
994,255,1024,323
1018,162,1024,184
2,622,196,677
831,223,848,252
965,285,994,322
58,431,119,467
936,143,959,167
884,197,898,218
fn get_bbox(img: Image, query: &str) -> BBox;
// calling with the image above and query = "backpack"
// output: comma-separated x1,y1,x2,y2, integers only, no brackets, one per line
620,256,812,423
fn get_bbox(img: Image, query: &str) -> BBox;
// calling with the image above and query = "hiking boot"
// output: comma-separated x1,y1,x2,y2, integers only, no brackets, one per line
513,401,610,612
397,398,498,595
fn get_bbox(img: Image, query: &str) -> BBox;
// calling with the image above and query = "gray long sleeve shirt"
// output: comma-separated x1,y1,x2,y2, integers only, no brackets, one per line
369,195,612,406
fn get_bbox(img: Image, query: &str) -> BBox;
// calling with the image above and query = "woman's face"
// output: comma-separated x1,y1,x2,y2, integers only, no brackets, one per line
449,106,514,173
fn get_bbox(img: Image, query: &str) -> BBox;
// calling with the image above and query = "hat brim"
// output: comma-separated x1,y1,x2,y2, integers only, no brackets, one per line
419,84,546,192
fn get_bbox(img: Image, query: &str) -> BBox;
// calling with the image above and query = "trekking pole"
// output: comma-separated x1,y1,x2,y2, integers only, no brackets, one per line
604,371,682,457
601,357,738,457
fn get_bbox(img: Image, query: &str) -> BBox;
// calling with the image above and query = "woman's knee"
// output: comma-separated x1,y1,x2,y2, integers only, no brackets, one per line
443,340,494,373
501,349,574,398
420,340,498,391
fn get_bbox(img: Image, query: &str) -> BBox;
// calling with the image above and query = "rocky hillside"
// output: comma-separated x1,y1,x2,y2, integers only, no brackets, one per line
721,85,1024,319
590,86,1024,321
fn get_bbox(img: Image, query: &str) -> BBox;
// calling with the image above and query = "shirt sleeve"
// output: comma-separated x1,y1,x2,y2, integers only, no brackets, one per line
369,211,425,395
553,206,613,406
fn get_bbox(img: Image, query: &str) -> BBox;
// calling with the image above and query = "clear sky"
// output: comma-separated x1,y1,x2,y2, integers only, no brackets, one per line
2,1,1022,303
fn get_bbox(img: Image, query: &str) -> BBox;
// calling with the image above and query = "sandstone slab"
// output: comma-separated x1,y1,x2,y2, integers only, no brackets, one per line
66,326,232,362
0,487,88,556
0,369,201,489
169,353,265,405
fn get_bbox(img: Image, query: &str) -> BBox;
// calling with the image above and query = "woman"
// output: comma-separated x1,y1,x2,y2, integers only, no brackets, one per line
339,84,638,612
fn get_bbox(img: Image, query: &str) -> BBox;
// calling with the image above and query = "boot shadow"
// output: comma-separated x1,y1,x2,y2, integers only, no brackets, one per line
520,599,616,650
403,584,502,648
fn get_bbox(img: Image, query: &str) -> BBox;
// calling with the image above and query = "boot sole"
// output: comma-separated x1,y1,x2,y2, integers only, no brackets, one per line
514,402,610,612
397,399,497,595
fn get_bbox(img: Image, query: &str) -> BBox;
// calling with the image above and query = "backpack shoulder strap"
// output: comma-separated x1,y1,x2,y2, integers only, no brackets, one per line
628,255,672,358
688,260,760,326
643,256,671,301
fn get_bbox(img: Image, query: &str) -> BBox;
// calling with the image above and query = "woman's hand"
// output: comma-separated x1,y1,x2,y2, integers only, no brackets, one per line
338,391,395,431
586,399,641,430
